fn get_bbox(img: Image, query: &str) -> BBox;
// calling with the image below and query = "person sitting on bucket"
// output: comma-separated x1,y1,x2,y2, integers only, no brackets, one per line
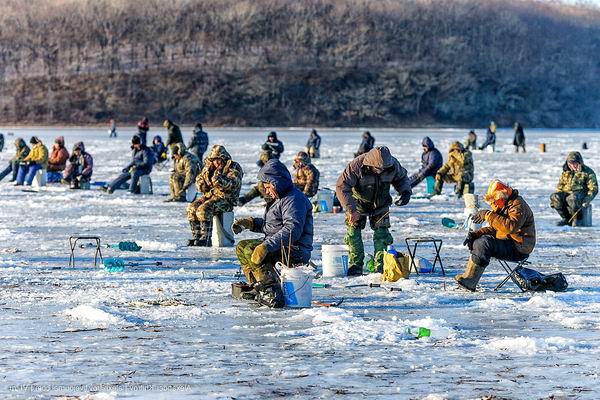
457,179,536,291
336,146,412,275
16,136,48,186
232,159,314,308
167,143,200,202
47,136,70,183
550,151,598,226
105,135,155,194
0,138,30,183
62,142,93,189
186,145,243,246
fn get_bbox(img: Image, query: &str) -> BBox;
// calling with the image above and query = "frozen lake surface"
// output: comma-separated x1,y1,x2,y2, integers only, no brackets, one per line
1,126,600,399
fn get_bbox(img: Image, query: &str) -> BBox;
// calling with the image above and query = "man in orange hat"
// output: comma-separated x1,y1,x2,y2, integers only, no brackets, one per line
456,179,536,291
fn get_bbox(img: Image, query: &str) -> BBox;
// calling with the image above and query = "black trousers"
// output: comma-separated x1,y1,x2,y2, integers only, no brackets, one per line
471,235,528,267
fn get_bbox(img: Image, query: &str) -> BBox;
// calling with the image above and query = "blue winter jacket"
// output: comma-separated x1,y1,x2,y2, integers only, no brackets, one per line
416,137,443,179
126,144,155,174
480,128,496,149
188,128,209,158
253,159,314,263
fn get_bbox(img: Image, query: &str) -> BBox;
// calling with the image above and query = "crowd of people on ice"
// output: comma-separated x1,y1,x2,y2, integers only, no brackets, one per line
0,120,595,307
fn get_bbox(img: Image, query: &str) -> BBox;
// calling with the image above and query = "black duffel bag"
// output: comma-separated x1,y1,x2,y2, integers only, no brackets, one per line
513,266,568,292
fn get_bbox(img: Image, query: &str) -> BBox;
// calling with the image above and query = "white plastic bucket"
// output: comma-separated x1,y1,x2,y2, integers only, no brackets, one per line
316,189,335,212
280,266,313,308
212,211,235,247
322,244,349,277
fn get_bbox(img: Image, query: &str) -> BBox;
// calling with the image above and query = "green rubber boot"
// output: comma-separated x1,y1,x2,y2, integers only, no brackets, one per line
344,225,364,275
373,227,394,273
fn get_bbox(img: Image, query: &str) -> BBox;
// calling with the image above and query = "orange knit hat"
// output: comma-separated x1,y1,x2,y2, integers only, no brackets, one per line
484,179,513,210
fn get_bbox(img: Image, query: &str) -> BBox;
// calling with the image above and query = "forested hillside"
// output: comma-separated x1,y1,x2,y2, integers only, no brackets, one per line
0,0,599,127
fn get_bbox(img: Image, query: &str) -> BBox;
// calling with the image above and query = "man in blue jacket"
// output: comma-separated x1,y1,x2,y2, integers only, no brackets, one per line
409,137,443,188
106,135,155,194
232,159,314,308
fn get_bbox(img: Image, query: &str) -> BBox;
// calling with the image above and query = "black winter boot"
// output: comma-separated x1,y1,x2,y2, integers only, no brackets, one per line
254,264,284,308
193,221,212,247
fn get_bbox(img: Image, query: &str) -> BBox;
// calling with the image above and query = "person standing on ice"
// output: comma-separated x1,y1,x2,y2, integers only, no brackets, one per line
105,135,155,194
47,136,70,183
0,133,4,152
257,131,284,167
457,180,535,291
513,122,526,153
409,136,443,188
355,131,375,157
16,136,48,186
163,119,184,154
305,128,321,159
167,143,200,202
0,138,30,182
62,142,93,189
479,121,496,151
432,141,474,198
550,151,598,226
336,146,412,275
232,159,314,308
136,117,150,146
186,145,243,246
292,151,320,198
108,119,117,138
187,123,209,161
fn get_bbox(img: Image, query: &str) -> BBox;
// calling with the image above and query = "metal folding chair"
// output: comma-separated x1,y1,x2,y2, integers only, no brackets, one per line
494,258,529,292
405,236,445,276
69,236,104,267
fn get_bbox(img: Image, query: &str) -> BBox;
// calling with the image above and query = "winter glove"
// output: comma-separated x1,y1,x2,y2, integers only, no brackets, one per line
394,191,411,206
463,231,477,251
232,217,254,235
237,196,248,206
471,209,490,224
251,243,268,265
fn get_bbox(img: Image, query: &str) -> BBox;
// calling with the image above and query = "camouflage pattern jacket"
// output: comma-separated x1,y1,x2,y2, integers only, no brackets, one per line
175,151,201,192
557,152,598,204
196,146,243,204
437,142,474,183
293,163,320,197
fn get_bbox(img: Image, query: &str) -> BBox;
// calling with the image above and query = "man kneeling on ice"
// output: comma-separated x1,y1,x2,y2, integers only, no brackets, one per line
232,159,314,308
456,180,536,291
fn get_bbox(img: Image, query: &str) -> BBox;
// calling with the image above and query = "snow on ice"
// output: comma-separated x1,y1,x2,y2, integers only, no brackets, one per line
1,127,600,399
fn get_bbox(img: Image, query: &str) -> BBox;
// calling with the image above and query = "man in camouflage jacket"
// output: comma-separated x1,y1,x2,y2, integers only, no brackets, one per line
186,145,243,246
293,151,320,198
433,141,474,198
168,143,201,202
550,151,598,226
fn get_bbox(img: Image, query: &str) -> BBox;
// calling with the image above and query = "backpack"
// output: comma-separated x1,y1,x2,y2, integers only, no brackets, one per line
513,266,568,292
